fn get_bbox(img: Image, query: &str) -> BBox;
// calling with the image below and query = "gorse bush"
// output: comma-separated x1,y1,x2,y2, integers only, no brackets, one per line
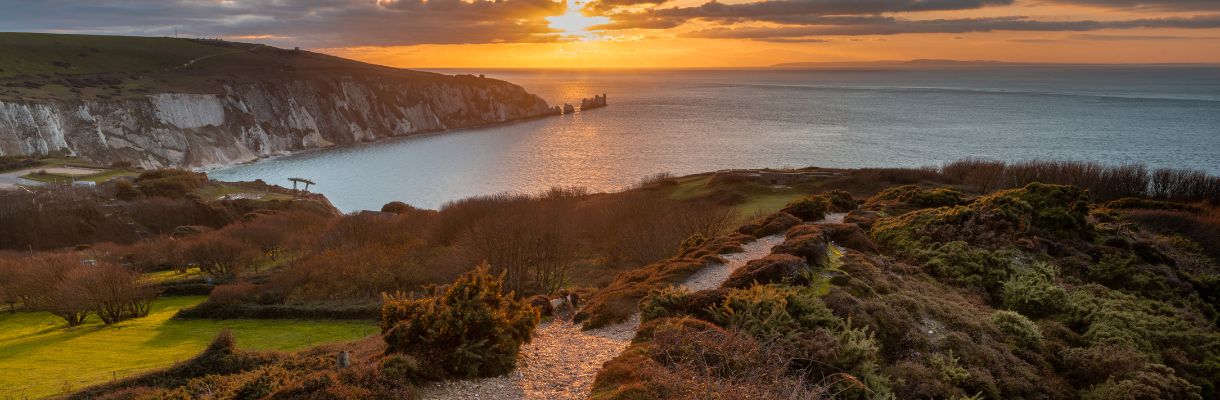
989,310,1042,348
781,190,858,222
1001,262,1068,318
709,284,837,339
871,185,964,209
381,265,539,378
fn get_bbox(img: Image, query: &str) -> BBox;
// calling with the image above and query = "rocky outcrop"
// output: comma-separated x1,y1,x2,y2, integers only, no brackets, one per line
580,93,607,111
0,74,555,168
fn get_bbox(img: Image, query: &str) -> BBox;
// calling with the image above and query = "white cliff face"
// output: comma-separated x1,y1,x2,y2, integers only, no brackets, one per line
0,74,553,168
151,93,226,129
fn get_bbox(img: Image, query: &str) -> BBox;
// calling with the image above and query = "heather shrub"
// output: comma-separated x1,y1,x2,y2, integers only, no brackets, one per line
1001,262,1067,318
989,310,1043,348
381,265,539,378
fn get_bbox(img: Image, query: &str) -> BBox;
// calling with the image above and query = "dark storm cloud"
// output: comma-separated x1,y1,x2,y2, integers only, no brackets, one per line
677,14,1220,39
0,0,568,47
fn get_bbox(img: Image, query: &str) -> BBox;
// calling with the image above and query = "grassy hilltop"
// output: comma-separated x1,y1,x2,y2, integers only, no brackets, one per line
0,32,461,101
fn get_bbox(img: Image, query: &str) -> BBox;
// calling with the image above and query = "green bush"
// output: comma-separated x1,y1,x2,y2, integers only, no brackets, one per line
1081,364,1203,400
989,310,1043,348
921,241,1014,292
379,354,428,383
381,265,539,378
782,195,831,221
1001,262,1068,318
639,286,691,322
870,185,964,209
709,284,837,339
871,183,1093,258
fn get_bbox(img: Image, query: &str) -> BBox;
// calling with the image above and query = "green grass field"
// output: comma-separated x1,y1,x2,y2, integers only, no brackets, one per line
0,33,231,78
666,174,811,217
21,168,138,184
0,296,378,399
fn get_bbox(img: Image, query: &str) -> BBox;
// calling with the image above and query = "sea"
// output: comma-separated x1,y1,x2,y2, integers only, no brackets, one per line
209,67,1220,212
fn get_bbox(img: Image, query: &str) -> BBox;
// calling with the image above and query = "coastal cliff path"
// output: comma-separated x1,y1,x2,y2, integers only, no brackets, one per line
420,214,846,399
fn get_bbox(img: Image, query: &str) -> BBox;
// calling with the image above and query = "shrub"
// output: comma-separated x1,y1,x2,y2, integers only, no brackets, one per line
183,235,255,281
381,265,539,378
781,195,830,221
709,285,837,340
921,241,1013,292
379,354,428,383
1001,262,1067,318
1082,364,1203,400
871,185,964,209
640,286,692,322
60,262,157,324
380,201,415,214
989,310,1042,348
134,169,208,198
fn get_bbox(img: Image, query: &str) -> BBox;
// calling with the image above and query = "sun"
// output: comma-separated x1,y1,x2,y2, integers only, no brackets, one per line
546,0,609,40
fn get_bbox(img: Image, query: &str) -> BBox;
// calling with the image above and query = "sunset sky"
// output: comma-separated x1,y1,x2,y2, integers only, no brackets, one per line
3,0,1219,68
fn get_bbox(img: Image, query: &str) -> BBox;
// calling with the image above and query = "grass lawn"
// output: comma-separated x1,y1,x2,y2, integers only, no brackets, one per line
0,296,378,399
666,174,810,217
21,168,138,184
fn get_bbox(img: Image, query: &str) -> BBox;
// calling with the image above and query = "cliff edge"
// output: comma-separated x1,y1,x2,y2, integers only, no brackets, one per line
0,33,557,168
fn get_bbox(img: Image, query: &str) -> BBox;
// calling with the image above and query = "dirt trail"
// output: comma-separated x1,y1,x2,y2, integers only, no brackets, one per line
419,235,786,400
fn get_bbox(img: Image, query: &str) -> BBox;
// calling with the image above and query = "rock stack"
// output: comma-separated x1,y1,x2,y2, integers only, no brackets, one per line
580,93,608,111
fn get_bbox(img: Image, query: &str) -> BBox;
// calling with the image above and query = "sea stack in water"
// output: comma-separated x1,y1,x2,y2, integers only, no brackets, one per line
580,93,608,111
563,103,576,114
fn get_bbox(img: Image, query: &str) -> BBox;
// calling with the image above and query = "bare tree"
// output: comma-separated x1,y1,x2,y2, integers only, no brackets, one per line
184,235,255,281
61,263,157,324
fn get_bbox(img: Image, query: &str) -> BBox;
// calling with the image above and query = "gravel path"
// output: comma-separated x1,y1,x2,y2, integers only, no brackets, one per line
420,236,784,400
680,234,785,291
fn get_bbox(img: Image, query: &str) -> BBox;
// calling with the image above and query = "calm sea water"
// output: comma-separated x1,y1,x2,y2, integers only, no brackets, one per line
211,67,1220,212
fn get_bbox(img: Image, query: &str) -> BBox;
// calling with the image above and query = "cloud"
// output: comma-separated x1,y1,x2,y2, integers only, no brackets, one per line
1048,0,1220,11
591,0,1014,29
678,15,1220,39
0,0,570,47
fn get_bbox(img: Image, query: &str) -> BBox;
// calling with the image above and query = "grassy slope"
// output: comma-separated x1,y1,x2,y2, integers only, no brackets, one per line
0,33,232,78
667,173,816,216
0,32,452,101
0,296,377,399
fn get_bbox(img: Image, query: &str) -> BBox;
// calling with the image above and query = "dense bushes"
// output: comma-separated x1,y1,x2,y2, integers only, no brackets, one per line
1001,262,1068,318
381,266,538,378
0,253,156,325
781,190,857,222
942,159,1219,203
133,169,207,198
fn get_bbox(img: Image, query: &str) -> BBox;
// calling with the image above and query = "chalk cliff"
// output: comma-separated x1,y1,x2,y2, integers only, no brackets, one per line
0,35,557,168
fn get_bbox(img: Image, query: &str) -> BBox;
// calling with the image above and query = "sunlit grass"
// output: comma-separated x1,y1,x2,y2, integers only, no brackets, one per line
0,296,377,399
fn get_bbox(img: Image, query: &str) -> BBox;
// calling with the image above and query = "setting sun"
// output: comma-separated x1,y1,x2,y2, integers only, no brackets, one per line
546,0,609,40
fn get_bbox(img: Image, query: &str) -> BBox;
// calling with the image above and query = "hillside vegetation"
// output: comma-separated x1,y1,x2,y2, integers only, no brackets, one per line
0,159,1216,399
0,32,464,100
